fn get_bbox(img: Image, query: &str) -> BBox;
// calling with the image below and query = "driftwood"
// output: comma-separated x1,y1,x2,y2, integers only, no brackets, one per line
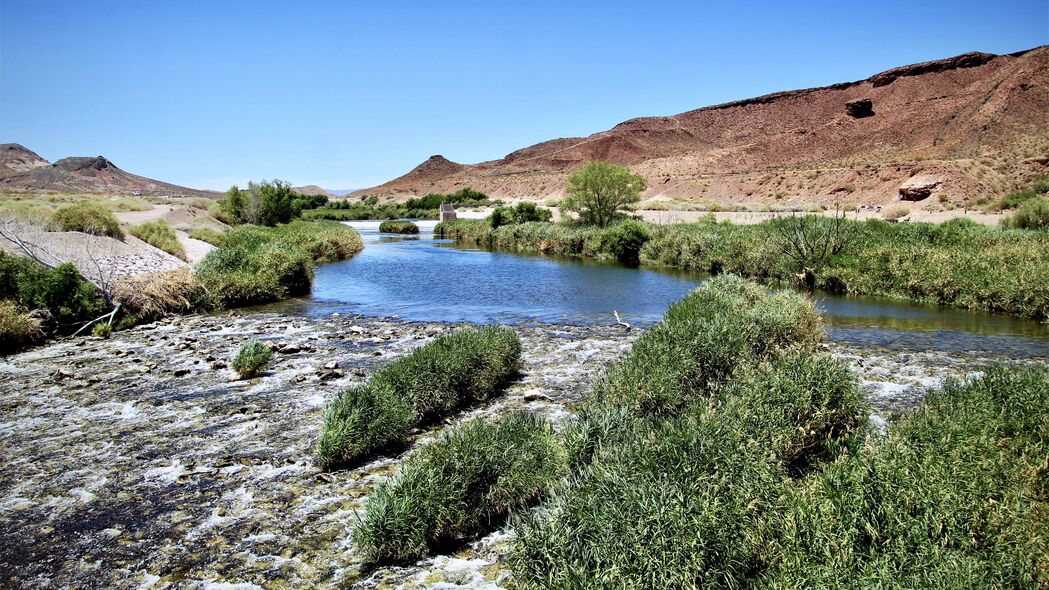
613,310,631,330
72,303,121,337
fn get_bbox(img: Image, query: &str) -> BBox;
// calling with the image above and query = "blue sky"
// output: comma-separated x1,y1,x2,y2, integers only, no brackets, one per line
1,1,1046,190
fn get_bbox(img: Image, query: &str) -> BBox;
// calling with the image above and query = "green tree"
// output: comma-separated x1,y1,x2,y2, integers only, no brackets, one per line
562,161,646,227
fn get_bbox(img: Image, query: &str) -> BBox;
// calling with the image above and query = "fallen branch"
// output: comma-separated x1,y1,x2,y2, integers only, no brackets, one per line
612,310,631,330
72,303,121,337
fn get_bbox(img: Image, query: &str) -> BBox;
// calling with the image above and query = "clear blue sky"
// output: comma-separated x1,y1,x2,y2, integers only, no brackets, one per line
1,1,1046,191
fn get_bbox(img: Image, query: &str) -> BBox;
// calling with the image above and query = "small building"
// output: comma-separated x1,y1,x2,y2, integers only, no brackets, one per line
439,203,457,222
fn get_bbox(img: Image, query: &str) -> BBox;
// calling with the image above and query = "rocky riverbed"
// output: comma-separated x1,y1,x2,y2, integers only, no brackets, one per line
0,311,1042,589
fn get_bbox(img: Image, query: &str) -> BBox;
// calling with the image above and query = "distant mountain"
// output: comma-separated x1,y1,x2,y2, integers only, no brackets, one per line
358,46,1049,206
292,185,335,196
0,144,220,198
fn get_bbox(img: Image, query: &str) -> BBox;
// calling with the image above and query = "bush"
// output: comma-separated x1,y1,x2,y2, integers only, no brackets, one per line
219,180,299,226
187,227,226,245
130,219,186,260
0,300,44,354
50,203,124,239
587,219,650,263
1002,196,1049,230
267,220,364,263
317,326,521,470
0,252,104,327
355,412,565,564
232,340,273,379
490,202,553,228
378,220,420,234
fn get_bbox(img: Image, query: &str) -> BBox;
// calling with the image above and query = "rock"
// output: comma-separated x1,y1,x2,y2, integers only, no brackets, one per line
323,361,338,370
898,175,942,201
173,368,190,377
279,343,301,354
845,98,874,118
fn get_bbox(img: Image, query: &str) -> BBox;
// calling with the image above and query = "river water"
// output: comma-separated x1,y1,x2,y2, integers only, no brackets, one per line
294,221,1049,359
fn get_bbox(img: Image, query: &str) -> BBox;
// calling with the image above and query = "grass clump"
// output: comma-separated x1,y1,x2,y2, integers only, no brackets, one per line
195,220,362,307
761,366,1049,588
112,268,210,321
355,412,565,565
49,202,125,239
1002,196,1049,230
232,340,273,379
0,300,44,354
317,326,521,470
187,227,226,245
378,220,420,234
881,204,910,220
591,275,822,416
512,353,864,588
130,219,187,260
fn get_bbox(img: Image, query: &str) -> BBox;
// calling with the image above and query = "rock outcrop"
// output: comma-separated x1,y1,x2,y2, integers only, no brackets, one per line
898,175,943,201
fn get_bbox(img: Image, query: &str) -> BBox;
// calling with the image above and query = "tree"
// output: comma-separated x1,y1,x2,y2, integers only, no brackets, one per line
218,180,296,226
562,161,646,227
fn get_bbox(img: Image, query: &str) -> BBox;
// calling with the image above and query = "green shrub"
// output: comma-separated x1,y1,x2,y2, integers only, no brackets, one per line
50,203,124,239
0,300,44,354
0,252,104,327
586,219,650,263
1002,196,1049,230
187,227,226,246
130,219,186,260
232,340,273,379
378,220,420,234
355,412,565,564
317,326,521,470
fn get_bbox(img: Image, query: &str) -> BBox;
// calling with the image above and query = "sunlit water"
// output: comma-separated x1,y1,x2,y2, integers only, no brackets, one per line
275,221,1049,358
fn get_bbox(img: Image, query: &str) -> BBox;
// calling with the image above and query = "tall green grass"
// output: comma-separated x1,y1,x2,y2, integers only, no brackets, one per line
511,354,865,588
355,412,565,565
317,326,521,470
760,366,1049,588
130,219,186,260
49,202,125,239
194,220,363,307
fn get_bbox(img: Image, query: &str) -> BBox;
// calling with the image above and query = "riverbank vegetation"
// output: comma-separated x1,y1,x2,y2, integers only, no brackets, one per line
304,188,495,221
195,220,363,307
562,161,646,227
437,215,1049,319
378,220,420,234
316,326,521,470
215,180,330,226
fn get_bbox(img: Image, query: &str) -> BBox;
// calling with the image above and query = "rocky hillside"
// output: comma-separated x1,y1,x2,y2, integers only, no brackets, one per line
0,144,219,198
359,47,1049,207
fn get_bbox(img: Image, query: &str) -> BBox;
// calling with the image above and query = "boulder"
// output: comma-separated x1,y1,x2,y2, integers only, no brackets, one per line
846,98,874,118
898,175,942,201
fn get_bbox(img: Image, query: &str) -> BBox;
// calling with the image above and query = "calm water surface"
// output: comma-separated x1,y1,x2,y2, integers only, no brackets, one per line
285,221,1049,357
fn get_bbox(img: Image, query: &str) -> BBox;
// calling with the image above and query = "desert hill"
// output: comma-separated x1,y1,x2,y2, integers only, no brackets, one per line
0,144,219,198
359,47,1049,207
